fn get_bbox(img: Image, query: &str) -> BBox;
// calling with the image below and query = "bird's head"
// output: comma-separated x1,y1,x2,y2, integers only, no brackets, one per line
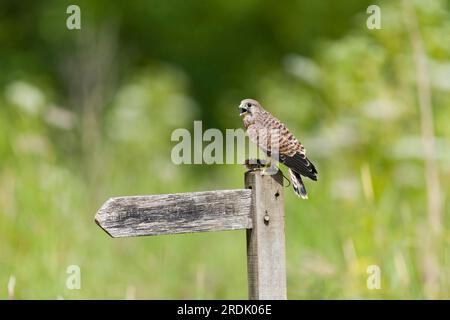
239,99,262,119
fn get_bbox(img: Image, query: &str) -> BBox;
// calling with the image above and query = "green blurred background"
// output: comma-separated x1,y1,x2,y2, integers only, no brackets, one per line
1,0,449,299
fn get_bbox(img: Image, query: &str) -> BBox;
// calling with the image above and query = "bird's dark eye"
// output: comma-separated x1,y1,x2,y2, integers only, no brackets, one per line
246,103,252,108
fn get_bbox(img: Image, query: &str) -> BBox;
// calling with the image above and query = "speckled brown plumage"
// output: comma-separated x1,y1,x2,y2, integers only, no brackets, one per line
239,98,317,198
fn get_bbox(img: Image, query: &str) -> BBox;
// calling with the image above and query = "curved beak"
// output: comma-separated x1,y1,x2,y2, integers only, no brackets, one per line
238,103,248,116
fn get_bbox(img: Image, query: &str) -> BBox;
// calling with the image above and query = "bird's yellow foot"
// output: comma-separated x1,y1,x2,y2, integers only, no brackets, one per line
261,163,279,176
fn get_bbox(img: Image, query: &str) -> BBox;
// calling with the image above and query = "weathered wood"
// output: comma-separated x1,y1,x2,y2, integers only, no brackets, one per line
245,170,287,300
95,189,253,238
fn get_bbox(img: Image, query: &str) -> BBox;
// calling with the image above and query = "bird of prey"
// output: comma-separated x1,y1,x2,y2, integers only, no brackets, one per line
239,98,317,198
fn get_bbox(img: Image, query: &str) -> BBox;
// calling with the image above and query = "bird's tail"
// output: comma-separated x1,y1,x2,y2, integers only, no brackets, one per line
289,169,308,199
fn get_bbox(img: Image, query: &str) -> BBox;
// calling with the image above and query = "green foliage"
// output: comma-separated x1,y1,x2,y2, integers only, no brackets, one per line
0,0,449,299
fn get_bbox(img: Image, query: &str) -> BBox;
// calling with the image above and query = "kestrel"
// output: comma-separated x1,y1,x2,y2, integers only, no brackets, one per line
239,98,317,199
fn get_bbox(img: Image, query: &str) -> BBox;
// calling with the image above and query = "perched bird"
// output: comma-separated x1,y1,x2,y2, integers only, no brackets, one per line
239,98,317,198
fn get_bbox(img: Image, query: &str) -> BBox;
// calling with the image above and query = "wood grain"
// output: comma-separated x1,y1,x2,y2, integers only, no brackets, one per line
95,189,253,238
245,170,287,300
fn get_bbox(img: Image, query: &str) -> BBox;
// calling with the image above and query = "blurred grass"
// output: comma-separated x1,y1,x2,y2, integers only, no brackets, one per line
1,0,450,299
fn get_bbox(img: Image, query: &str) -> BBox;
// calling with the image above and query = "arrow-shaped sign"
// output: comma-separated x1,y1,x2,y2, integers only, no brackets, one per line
95,189,253,238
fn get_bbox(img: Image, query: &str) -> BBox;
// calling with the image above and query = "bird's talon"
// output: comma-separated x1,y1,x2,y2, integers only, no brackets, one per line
261,165,279,176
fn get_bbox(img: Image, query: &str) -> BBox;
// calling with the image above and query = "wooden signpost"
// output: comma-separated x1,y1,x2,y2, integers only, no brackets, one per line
95,169,287,300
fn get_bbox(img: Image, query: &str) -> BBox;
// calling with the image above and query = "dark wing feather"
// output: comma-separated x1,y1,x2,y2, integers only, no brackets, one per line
289,169,308,199
281,152,317,181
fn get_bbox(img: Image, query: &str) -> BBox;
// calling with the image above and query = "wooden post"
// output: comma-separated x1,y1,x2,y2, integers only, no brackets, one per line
95,169,287,300
245,170,287,300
